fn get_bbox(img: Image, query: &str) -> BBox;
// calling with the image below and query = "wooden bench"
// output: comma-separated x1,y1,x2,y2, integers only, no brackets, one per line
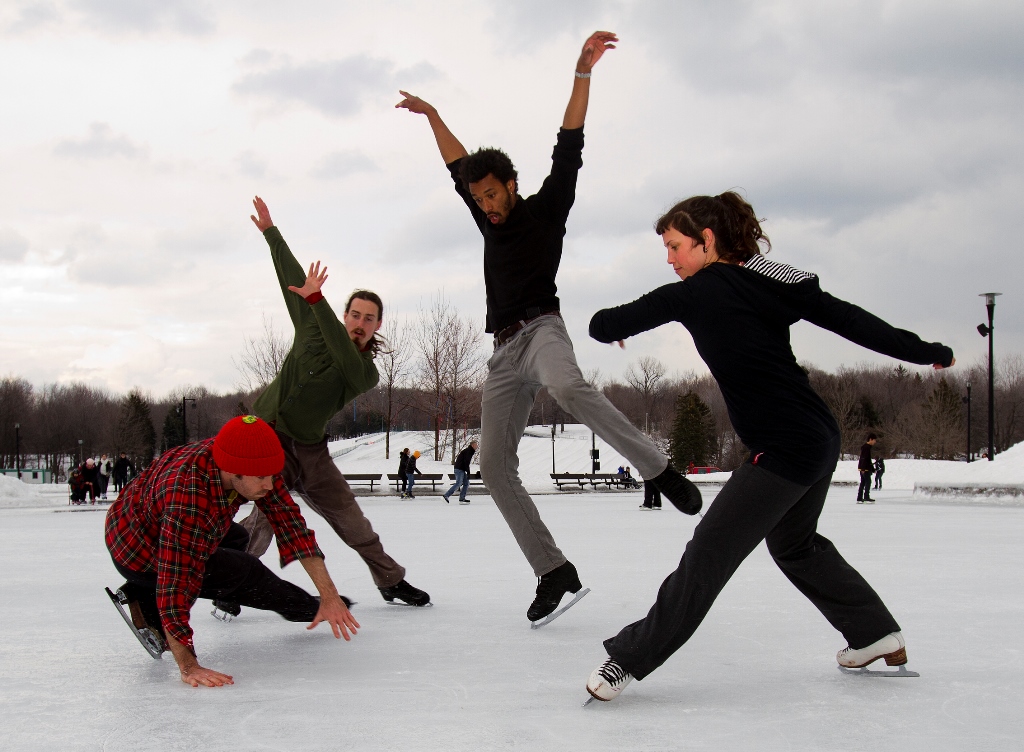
342,473,384,492
551,473,641,490
387,473,446,492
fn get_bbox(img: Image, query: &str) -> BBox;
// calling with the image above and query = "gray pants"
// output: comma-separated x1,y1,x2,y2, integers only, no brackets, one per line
479,315,668,577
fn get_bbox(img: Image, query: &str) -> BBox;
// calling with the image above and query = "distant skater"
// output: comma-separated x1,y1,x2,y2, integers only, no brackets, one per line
857,434,877,503
585,192,954,702
398,31,701,625
233,197,430,609
397,448,411,496
444,440,478,503
874,456,886,490
403,451,422,499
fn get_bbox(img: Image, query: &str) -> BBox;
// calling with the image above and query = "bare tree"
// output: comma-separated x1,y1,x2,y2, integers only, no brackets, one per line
233,313,291,394
416,295,453,460
377,316,413,459
443,312,487,463
624,356,667,434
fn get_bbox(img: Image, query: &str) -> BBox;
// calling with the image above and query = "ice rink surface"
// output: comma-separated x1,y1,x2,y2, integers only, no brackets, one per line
3,487,1023,751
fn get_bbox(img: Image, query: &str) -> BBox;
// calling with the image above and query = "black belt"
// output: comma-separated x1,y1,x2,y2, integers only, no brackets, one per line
494,309,561,346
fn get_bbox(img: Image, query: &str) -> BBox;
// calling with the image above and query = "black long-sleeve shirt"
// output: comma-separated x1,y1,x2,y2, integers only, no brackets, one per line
447,128,584,333
859,443,875,472
590,255,954,485
454,445,476,472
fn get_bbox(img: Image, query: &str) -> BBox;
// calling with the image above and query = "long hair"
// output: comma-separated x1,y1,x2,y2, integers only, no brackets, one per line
345,289,388,357
654,191,770,263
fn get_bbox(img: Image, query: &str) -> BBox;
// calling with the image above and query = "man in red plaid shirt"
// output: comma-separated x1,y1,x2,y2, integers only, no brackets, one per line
105,414,359,687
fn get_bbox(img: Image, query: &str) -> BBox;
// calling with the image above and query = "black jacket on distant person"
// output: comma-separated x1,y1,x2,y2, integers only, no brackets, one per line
113,456,134,481
454,445,476,472
858,443,875,473
406,455,421,476
397,451,409,476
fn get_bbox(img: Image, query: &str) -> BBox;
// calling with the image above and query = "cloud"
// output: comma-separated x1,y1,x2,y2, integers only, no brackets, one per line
53,123,147,160
0,227,30,262
233,54,441,118
311,150,377,180
74,0,214,35
3,0,215,36
234,150,268,179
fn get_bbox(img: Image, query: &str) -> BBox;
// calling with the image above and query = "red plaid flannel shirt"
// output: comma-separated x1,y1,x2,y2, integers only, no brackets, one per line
104,439,322,650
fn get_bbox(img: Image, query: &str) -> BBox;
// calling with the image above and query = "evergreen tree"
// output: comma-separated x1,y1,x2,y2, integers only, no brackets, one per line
161,409,185,452
670,392,716,471
116,390,156,472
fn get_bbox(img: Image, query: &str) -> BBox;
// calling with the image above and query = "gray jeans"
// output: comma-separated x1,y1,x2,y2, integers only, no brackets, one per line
479,315,668,577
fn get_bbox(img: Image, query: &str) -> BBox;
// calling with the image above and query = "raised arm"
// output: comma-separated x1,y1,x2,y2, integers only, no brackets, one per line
250,196,310,329
395,91,468,165
562,31,618,130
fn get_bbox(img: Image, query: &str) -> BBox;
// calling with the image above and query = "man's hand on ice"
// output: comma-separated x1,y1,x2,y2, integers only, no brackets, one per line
309,594,360,641
250,196,274,232
180,663,235,688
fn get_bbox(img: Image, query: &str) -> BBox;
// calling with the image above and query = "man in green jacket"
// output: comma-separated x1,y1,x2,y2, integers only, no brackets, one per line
231,196,430,609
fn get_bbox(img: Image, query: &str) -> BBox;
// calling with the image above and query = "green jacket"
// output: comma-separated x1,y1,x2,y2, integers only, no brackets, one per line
252,227,379,444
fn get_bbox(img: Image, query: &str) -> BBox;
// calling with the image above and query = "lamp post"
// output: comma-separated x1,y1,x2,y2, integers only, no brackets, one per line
977,292,1002,461
181,397,197,445
551,421,556,474
78,439,83,464
963,384,972,462
15,423,21,480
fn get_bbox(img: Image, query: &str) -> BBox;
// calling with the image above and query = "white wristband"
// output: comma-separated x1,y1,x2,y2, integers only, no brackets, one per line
574,71,591,79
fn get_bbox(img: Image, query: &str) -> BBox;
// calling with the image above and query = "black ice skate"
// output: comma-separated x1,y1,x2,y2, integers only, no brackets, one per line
105,587,166,659
379,579,431,606
650,465,702,515
528,561,590,628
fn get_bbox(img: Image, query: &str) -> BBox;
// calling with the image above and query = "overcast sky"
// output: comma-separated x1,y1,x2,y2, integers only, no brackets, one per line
1,0,1021,397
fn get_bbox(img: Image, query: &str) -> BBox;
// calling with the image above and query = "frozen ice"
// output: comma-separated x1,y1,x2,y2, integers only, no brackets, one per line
2,431,1022,750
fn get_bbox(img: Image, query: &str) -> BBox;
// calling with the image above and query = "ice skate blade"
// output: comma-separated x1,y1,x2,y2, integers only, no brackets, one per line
838,664,919,678
211,608,234,622
582,696,597,707
385,600,433,607
105,587,164,659
530,588,591,629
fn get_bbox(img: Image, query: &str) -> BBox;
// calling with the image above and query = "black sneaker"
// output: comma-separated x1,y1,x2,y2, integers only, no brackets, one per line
527,561,583,622
379,579,431,606
651,465,702,515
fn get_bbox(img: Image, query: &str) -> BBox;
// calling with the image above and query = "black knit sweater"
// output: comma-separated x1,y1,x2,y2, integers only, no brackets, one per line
447,127,584,333
590,256,954,485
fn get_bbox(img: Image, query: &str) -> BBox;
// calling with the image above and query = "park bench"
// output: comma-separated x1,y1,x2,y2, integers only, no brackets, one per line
342,473,384,492
387,473,446,493
551,472,641,490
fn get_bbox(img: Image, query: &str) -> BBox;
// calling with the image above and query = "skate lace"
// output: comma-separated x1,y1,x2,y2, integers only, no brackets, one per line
535,574,560,600
598,659,629,686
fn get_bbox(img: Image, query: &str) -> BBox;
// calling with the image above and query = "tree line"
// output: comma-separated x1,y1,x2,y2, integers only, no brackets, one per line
3,299,1020,481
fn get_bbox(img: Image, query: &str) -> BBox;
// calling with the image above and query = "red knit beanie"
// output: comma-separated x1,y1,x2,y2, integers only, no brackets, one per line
213,415,284,476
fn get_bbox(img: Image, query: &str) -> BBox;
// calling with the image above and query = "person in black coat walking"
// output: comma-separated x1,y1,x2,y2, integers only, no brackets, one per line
873,456,886,490
584,191,954,703
444,441,478,503
397,448,410,496
112,452,134,493
857,434,877,503
403,451,422,499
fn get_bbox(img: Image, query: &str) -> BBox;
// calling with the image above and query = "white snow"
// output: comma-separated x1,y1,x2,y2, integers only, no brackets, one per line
2,430,1023,750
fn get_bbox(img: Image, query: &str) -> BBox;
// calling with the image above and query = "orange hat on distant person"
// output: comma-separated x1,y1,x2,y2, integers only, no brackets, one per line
413,450,421,458
213,415,284,476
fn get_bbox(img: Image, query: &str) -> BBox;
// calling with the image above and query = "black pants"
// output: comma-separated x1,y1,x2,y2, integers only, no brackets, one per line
605,462,900,680
642,481,662,508
113,523,320,632
857,471,873,500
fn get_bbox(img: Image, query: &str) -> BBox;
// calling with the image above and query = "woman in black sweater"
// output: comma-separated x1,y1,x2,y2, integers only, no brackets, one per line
585,192,954,702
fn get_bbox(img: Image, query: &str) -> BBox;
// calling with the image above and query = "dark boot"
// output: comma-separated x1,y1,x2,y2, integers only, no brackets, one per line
650,465,702,515
379,579,431,606
527,561,583,621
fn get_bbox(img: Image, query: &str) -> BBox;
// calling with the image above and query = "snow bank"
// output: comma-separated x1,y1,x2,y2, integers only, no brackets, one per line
0,475,65,509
